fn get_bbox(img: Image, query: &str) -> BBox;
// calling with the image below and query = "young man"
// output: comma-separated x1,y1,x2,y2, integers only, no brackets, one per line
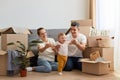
64,22,87,71
27,27,58,72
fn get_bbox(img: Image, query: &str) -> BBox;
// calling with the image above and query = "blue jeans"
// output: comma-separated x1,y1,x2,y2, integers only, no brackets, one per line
34,58,58,73
64,57,82,71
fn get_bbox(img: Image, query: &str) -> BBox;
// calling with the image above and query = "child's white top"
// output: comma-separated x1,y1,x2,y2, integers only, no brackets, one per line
56,41,69,56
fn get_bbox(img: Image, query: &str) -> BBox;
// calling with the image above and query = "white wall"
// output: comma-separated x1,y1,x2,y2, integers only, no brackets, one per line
0,0,89,29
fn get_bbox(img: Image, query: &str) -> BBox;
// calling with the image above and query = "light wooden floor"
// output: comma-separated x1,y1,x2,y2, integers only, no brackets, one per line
0,70,120,80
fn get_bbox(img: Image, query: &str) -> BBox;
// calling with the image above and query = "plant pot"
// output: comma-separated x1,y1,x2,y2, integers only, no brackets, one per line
20,69,27,77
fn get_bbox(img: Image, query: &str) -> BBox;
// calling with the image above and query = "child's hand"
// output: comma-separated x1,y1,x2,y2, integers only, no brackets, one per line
55,45,60,52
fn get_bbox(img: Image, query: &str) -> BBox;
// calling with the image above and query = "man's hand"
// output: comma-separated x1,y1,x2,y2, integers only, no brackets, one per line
71,39,79,45
71,39,86,51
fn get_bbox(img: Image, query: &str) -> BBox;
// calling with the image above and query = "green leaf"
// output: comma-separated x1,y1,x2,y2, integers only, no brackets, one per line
7,41,32,69
16,50,25,55
16,41,26,50
28,44,37,50
7,42,15,45
30,40,43,43
17,46,25,52
28,40,43,50
29,44,37,46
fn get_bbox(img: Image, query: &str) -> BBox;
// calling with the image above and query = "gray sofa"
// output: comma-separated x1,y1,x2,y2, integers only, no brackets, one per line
28,29,67,66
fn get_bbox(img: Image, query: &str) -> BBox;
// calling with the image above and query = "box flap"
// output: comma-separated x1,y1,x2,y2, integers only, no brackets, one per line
0,50,7,55
14,28,32,34
90,51,101,61
0,27,16,35
78,58,90,62
101,61,111,63
81,59,111,64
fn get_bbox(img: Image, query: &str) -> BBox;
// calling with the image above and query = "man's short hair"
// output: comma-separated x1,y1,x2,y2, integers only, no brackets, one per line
71,22,80,27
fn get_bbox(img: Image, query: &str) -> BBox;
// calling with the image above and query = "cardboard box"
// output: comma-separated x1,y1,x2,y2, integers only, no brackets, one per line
0,27,15,49
1,34,28,51
83,47,114,70
97,37,114,47
87,36,110,47
0,50,20,76
78,26,92,37
71,19,93,26
0,36,1,49
82,60,110,75
0,50,7,75
90,51,100,61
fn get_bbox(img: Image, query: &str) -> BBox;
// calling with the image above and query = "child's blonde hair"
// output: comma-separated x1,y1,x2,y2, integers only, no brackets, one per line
58,33,65,39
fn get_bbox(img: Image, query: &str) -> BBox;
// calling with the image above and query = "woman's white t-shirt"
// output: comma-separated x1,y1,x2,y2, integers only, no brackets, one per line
38,38,55,61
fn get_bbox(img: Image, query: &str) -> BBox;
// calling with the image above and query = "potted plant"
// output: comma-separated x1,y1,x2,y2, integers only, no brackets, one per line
7,40,42,77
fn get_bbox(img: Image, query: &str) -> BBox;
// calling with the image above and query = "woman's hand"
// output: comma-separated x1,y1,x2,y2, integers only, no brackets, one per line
54,45,60,52
38,43,54,52
45,43,54,49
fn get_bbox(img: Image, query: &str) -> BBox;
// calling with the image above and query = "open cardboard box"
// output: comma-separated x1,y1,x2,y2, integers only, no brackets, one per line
0,27,31,50
0,27,16,49
0,27,15,36
80,58,110,75
83,47,114,71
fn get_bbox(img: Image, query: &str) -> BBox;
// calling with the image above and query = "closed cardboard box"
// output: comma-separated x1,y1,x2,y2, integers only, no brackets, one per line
82,60,110,75
71,19,93,26
97,37,114,47
0,50,7,75
1,34,28,51
78,26,92,37
83,47,114,70
87,36,110,47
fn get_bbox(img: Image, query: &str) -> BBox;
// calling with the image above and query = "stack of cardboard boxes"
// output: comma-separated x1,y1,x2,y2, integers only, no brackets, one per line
0,27,28,75
72,20,114,75
82,36,114,75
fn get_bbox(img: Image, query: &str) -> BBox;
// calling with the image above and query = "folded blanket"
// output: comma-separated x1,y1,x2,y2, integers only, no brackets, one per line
7,50,20,76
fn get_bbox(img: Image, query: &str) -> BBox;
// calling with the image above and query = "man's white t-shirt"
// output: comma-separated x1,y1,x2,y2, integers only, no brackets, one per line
38,38,56,61
66,33,87,57
56,41,69,56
